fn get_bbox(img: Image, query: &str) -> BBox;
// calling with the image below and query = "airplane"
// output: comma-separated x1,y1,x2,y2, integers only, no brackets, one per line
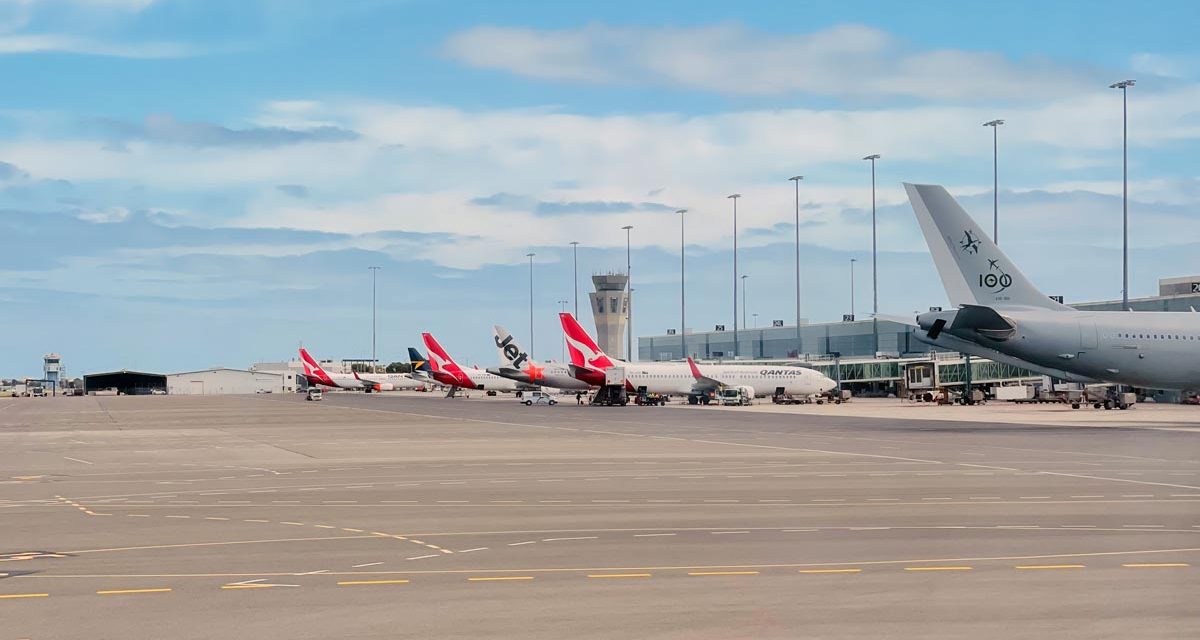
299,347,421,392
420,332,532,394
486,325,592,391
902,183,1200,396
559,312,835,398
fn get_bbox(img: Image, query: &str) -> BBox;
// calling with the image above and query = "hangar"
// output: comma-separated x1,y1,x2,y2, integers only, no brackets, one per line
83,370,167,395
166,368,284,395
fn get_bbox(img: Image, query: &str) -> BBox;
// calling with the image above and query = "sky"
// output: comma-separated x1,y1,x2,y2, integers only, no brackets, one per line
1,0,1198,377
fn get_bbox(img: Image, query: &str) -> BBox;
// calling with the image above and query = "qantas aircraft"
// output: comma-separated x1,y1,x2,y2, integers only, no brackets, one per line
487,325,591,391
299,348,421,391
559,313,835,397
903,183,1200,395
421,332,531,393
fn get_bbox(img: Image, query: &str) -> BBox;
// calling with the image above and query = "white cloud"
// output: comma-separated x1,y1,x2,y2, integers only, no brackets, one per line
444,23,1102,101
0,33,199,57
3,86,1200,269
0,0,211,58
1130,52,1194,78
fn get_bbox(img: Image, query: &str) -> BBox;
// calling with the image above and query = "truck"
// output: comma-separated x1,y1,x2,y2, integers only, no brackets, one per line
720,385,754,406
590,366,629,406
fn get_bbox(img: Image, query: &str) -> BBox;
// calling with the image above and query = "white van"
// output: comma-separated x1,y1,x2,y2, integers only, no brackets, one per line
522,391,557,406
306,388,323,402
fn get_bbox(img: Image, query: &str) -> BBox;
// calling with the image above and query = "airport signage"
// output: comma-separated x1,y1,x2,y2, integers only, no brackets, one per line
929,306,942,312
772,320,784,327
1049,295,1064,303
1192,282,1200,293
714,324,725,331
666,329,676,335
842,314,855,322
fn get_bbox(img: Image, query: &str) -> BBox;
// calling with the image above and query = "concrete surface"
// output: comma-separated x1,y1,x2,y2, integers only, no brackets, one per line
1,393,1197,639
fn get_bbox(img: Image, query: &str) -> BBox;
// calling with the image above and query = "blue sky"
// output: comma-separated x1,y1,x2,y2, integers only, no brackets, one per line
1,0,1198,376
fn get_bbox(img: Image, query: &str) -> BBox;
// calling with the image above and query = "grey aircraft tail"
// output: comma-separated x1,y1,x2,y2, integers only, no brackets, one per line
904,183,1067,312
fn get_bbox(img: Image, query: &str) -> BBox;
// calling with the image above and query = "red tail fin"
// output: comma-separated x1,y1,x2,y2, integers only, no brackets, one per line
421,333,463,377
299,347,335,386
559,312,614,370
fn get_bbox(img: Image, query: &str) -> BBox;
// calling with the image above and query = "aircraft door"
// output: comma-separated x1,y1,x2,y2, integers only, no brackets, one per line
1078,321,1098,351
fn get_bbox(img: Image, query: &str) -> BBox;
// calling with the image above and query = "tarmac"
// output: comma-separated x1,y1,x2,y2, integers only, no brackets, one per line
1,393,1198,639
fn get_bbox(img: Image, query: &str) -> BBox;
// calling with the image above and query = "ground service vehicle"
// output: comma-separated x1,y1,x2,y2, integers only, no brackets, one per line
720,386,754,406
306,388,323,402
522,391,557,406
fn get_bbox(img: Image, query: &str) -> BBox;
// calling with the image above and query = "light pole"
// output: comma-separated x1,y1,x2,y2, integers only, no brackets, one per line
569,241,580,317
677,209,687,360
983,120,1004,243
728,193,741,357
752,313,759,329
788,175,803,351
741,274,748,330
1110,79,1135,310
622,225,634,361
557,299,569,362
850,258,857,319
862,155,880,315
368,266,381,373
526,253,535,359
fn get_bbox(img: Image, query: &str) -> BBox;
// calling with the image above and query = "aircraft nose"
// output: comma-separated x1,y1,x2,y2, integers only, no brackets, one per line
820,376,838,393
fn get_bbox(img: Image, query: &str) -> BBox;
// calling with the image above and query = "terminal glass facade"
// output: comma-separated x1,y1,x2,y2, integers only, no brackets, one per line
639,320,928,362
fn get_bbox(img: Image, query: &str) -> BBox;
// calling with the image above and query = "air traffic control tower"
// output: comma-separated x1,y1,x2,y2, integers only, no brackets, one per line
589,273,629,359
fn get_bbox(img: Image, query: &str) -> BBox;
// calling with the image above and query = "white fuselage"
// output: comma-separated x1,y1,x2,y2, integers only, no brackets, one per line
617,361,834,396
313,372,363,390
358,373,425,390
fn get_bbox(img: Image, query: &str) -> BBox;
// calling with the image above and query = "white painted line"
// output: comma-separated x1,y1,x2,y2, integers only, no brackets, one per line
507,540,537,546
352,562,383,568
63,457,93,465
633,533,676,537
406,554,438,560
457,547,488,553
543,536,598,542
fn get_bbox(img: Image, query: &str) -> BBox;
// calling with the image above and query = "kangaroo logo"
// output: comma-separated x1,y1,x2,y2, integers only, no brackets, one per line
494,334,529,369
959,230,981,254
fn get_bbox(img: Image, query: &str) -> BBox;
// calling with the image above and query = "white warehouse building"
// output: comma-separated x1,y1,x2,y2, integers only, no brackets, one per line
166,368,289,395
